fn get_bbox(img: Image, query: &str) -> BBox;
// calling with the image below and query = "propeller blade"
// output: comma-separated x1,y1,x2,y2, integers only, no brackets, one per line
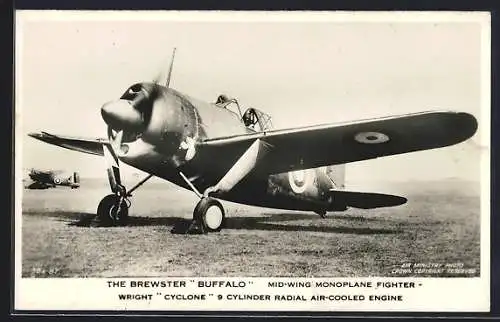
111,129,124,154
165,47,176,89
137,47,177,126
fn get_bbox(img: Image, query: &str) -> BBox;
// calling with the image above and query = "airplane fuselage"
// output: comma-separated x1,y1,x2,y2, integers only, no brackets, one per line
110,84,345,213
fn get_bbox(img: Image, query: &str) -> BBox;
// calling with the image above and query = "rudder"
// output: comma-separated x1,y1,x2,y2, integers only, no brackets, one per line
73,172,80,184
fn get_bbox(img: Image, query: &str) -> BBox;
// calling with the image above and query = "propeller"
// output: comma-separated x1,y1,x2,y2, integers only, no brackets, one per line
102,48,177,152
164,47,176,89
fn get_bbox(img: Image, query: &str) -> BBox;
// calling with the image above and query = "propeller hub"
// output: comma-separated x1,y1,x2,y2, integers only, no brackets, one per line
101,99,144,132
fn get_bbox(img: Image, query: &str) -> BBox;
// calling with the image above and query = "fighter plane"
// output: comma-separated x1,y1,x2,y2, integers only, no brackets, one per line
28,49,478,232
26,168,80,190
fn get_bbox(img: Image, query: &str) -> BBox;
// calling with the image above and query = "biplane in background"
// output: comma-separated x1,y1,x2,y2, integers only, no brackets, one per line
26,168,80,190
28,49,478,233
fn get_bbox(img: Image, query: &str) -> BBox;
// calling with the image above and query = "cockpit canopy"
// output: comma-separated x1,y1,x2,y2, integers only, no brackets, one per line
214,94,273,132
215,94,242,118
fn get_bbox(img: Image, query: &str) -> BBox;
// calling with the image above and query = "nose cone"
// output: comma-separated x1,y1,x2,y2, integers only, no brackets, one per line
101,100,144,131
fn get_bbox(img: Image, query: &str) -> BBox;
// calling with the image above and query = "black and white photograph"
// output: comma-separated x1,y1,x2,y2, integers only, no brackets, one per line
15,11,490,311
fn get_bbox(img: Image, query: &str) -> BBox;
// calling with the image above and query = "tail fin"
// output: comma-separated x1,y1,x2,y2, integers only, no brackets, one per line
73,172,80,184
325,165,345,190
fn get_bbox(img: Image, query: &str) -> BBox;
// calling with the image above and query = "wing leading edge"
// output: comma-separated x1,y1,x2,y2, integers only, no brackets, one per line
28,132,109,156
196,111,478,176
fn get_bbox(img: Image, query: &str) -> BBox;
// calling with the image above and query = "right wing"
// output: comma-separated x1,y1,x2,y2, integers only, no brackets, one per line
28,132,109,156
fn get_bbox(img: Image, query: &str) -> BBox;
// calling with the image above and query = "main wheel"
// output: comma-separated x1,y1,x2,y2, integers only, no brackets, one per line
193,197,225,232
96,194,129,227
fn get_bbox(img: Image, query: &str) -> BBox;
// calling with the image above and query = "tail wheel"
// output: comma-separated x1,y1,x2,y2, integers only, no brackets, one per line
96,194,129,226
193,197,225,232
315,210,327,218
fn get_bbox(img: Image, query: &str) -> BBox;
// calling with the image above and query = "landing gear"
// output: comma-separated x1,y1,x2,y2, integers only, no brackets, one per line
95,165,153,227
193,197,226,232
96,193,129,226
179,139,268,233
178,172,226,234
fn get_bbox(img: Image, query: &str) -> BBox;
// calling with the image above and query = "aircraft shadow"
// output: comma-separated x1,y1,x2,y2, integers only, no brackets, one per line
223,215,399,235
37,211,400,235
259,212,382,223
60,212,183,227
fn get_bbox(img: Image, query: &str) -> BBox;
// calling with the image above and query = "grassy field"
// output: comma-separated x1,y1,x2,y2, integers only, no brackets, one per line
20,178,481,277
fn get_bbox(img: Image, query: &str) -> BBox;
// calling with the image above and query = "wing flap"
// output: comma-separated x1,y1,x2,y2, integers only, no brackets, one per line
28,132,109,156
329,189,407,209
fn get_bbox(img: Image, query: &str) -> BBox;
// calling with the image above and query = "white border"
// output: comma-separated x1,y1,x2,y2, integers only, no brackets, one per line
17,10,491,23
14,10,491,312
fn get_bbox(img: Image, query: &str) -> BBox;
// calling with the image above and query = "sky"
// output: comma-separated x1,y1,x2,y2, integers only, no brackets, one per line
15,11,490,187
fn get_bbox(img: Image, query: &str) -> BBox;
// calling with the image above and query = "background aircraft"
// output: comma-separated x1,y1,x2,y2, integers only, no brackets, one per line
28,49,478,233
25,168,80,190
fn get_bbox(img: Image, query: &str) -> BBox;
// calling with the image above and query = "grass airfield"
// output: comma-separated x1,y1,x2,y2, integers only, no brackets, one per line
20,177,481,278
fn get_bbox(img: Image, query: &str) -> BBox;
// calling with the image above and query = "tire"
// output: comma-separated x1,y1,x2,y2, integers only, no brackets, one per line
96,194,129,227
193,197,225,233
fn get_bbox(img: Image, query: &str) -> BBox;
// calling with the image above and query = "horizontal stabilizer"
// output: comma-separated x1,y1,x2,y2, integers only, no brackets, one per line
329,189,407,209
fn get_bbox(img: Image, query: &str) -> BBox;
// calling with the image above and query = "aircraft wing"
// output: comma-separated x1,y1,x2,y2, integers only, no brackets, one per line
30,169,53,176
29,169,54,182
28,132,109,156
197,111,478,176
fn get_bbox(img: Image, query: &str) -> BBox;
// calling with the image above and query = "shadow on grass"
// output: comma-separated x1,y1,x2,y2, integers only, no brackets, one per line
24,210,401,235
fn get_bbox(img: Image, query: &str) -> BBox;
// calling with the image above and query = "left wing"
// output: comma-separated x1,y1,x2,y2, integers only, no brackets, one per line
195,111,478,177
28,132,109,156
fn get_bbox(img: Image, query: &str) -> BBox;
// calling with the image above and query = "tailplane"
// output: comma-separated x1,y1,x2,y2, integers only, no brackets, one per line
329,189,407,209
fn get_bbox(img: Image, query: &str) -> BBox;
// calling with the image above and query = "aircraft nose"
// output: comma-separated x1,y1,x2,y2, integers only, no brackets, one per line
101,100,144,131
